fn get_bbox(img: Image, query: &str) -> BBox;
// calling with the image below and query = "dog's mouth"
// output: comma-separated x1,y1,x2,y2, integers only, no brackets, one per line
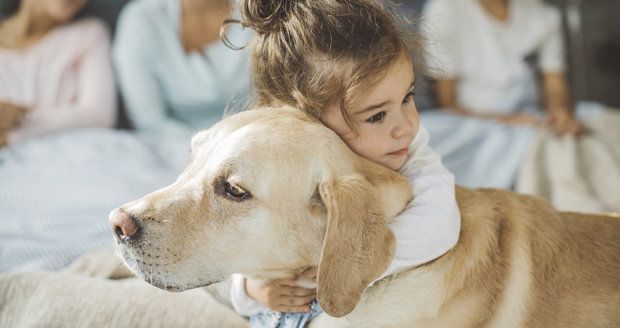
115,245,221,291
144,275,220,292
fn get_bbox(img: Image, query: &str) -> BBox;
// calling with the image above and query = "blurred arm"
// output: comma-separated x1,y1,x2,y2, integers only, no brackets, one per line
542,72,571,113
434,79,510,121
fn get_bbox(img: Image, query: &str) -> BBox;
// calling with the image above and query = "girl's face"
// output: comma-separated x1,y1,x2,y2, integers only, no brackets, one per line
320,56,419,171
28,0,87,23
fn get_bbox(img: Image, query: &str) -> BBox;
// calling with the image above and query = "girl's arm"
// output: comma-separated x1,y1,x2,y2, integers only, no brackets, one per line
8,20,116,143
112,7,190,138
377,125,461,280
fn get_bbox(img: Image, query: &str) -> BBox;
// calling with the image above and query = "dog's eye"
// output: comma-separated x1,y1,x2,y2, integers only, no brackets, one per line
224,182,251,201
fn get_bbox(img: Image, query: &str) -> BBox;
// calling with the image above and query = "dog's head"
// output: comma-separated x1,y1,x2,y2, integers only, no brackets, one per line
109,106,412,316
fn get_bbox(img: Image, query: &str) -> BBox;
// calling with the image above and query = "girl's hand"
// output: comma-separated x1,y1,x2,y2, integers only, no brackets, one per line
546,108,585,135
299,266,317,282
245,269,317,313
0,102,28,131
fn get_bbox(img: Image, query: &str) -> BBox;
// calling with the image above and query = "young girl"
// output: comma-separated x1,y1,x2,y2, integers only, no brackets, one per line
227,0,461,326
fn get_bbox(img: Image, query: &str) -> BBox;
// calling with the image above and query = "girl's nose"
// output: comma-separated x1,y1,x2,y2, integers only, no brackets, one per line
391,111,415,139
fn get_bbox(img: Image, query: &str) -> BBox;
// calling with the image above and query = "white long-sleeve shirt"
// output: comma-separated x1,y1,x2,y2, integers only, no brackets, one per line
230,124,461,316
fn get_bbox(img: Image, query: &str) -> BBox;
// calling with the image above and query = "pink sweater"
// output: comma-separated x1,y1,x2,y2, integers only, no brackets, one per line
0,18,116,143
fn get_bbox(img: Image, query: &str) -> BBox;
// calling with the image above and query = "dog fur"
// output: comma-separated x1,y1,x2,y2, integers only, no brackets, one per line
111,106,620,327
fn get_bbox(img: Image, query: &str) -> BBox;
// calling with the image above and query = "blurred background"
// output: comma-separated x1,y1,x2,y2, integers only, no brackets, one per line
0,0,619,273
395,0,620,110
76,0,620,121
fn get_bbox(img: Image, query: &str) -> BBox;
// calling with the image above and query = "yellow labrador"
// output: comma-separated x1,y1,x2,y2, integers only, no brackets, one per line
109,106,620,327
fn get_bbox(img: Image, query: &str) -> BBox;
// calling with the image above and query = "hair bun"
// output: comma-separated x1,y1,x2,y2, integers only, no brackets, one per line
241,0,296,35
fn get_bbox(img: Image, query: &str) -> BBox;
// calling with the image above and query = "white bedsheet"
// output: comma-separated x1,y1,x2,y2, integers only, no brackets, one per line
422,102,619,213
420,110,536,189
0,128,186,271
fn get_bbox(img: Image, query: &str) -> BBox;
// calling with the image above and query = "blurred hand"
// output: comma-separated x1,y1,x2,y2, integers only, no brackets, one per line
497,113,545,127
546,108,585,136
0,131,7,147
245,267,317,313
0,102,28,131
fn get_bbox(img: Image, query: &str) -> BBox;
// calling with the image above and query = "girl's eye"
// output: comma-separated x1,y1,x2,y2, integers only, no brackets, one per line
402,90,415,104
366,111,386,124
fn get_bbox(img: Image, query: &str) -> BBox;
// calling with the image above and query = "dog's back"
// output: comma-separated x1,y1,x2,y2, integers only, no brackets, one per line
453,188,620,328
319,188,620,328
524,210,620,327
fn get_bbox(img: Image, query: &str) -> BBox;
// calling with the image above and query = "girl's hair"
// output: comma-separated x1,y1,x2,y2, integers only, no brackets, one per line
238,0,424,127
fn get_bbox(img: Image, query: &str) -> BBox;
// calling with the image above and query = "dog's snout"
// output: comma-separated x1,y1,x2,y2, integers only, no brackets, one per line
109,209,141,242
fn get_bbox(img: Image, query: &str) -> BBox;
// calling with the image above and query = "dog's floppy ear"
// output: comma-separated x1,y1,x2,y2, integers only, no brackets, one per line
316,172,396,317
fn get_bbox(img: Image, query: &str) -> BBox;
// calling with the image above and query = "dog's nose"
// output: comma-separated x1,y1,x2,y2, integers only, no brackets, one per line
109,209,140,242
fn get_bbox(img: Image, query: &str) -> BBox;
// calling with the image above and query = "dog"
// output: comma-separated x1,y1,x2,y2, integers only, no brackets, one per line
109,106,620,327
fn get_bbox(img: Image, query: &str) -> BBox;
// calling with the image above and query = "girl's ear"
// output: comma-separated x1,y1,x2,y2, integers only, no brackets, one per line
315,173,396,317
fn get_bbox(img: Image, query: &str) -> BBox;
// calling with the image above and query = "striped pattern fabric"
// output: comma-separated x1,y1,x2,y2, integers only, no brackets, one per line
0,128,185,272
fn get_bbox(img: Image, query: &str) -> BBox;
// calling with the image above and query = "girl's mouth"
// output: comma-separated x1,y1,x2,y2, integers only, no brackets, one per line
388,147,409,156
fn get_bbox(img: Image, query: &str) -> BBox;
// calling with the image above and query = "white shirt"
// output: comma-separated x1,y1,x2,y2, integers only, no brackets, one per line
230,124,461,316
421,0,565,113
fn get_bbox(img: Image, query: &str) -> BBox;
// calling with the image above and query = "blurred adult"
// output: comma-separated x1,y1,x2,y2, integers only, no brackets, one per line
422,0,582,135
0,0,116,147
112,0,251,138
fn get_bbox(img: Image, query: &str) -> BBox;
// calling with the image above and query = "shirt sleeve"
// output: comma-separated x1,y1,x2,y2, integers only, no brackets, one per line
229,273,267,316
420,0,459,78
377,125,461,280
539,6,565,73
8,20,116,143
112,6,191,138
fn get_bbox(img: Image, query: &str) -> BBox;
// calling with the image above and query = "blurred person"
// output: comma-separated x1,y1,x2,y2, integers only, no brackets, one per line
0,0,116,147
112,0,251,140
417,0,620,214
422,0,583,135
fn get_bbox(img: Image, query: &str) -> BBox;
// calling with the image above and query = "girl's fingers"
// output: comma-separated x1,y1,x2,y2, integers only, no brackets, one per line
297,294,316,305
277,294,315,307
273,278,298,287
280,286,315,297
272,305,312,313
278,293,316,306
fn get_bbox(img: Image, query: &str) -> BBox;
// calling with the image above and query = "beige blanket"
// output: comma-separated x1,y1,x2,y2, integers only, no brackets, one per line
517,110,620,214
0,247,248,328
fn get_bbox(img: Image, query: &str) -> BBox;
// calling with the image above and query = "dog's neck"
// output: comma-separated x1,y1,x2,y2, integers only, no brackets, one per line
248,264,318,286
